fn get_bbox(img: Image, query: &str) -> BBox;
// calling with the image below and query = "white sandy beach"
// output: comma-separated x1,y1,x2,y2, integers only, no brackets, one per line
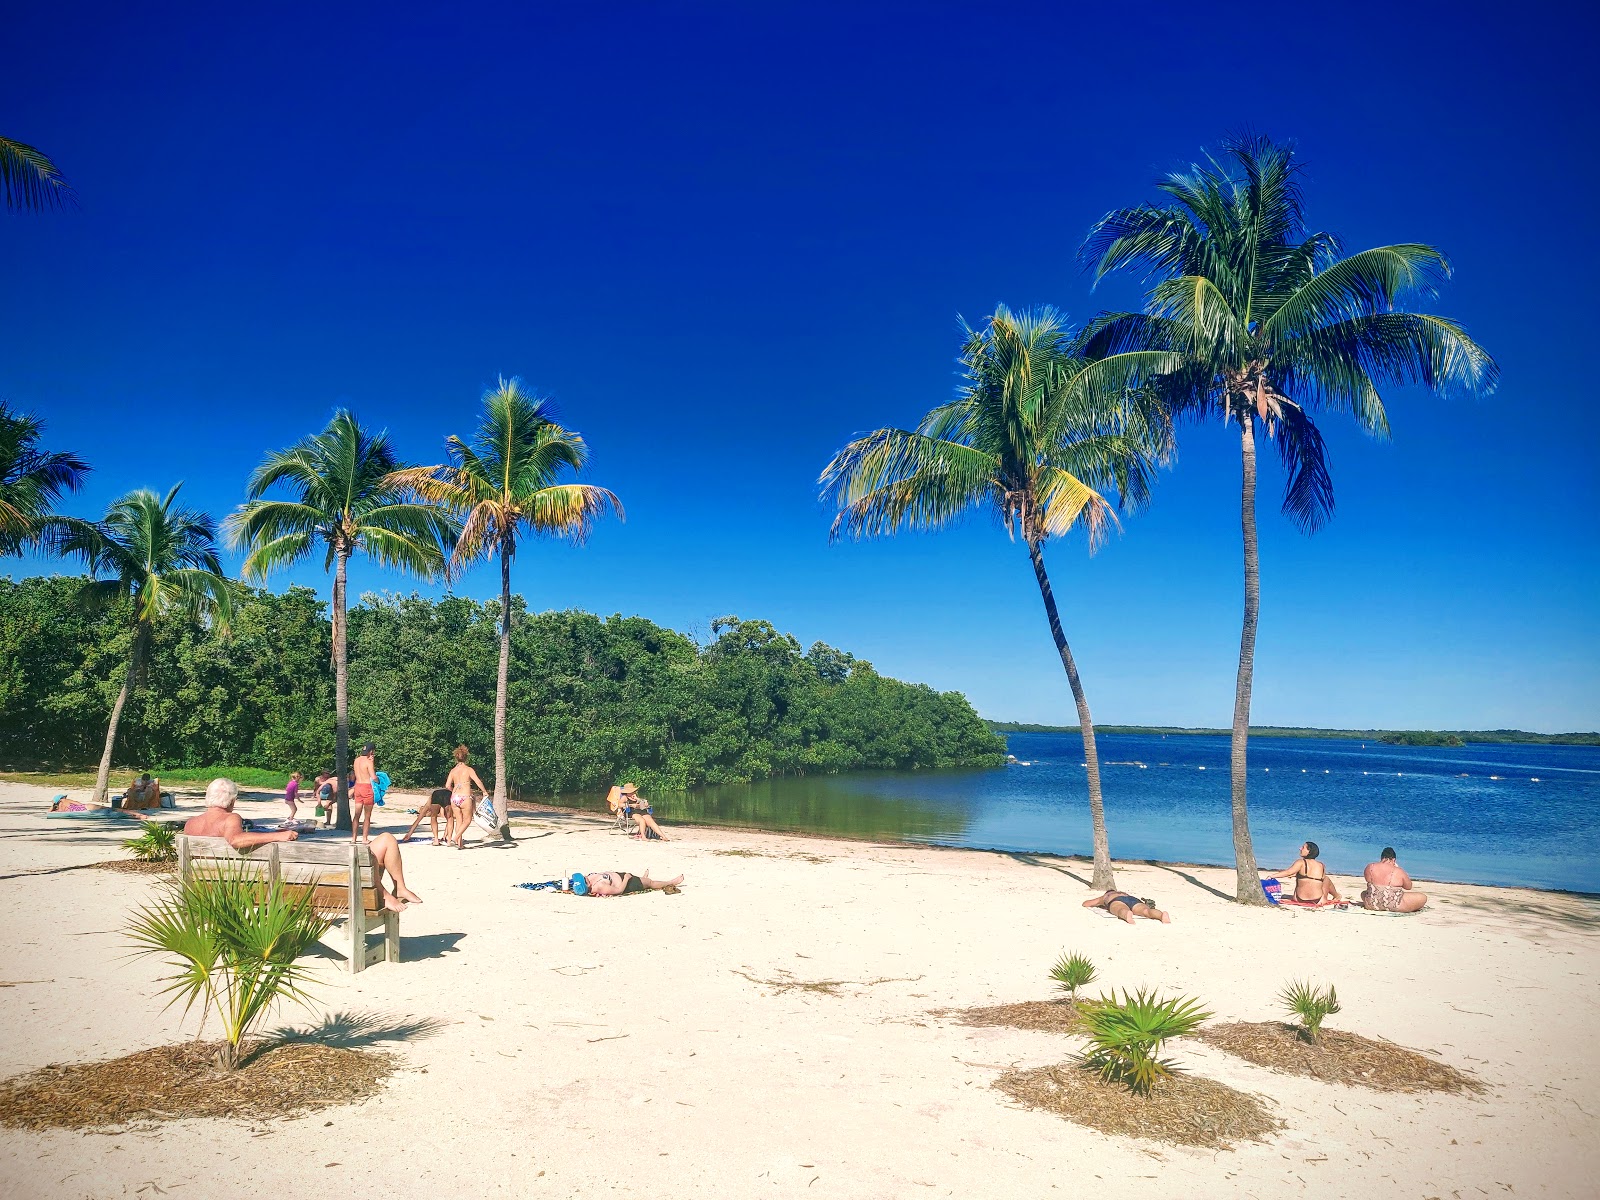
0,779,1595,1199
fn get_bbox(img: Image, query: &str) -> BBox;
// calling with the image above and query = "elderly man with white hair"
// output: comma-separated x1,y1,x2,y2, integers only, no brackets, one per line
184,778,421,913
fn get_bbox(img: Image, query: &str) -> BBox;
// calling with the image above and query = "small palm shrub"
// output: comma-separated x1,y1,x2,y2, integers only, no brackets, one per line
1079,988,1212,1095
122,820,177,863
1049,951,1097,1001
126,865,331,1069
1279,979,1341,1044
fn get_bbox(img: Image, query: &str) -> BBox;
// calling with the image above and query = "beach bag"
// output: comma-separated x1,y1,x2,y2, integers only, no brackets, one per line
474,797,499,833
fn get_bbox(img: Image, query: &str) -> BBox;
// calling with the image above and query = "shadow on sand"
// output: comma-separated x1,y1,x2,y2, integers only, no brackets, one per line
1001,851,1093,888
265,1009,449,1050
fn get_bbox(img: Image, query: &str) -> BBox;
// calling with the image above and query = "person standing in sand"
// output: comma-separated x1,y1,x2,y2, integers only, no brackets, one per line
444,744,488,849
1362,847,1428,912
351,743,378,844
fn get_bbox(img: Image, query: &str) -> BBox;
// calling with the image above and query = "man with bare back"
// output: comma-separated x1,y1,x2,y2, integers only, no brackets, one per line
185,778,422,912
351,742,378,844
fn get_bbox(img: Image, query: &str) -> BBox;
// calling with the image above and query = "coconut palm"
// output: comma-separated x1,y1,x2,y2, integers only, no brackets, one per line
1081,134,1497,903
1,401,90,556
820,306,1175,890
227,411,456,829
59,485,235,804
1,135,75,212
391,377,622,841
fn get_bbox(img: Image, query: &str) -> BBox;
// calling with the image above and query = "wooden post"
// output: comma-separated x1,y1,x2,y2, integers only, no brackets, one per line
268,843,280,888
177,835,191,883
384,911,400,963
347,841,365,974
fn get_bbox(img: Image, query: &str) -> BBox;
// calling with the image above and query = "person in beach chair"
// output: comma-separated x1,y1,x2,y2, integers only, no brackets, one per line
1267,841,1346,907
1361,847,1428,912
401,787,453,845
1083,889,1171,924
119,773,166,812
609,783,670,842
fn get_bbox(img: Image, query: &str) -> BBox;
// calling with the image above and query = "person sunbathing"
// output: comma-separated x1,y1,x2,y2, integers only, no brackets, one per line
1083,888,1171,924
565,868,684,897
184,777,423,912
1269,841,1344,905
1361,847,1428,912
50,796,102,812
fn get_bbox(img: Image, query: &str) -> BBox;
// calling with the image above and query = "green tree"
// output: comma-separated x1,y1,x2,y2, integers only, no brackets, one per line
1082,134,1497,902
1,402,90,556
60,485,235,803
1,135,75,212
820,306,1171,890
391,377,620,841
227,411,456,829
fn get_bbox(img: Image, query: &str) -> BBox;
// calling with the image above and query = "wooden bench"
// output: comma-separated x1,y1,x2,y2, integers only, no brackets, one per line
176,835,400,973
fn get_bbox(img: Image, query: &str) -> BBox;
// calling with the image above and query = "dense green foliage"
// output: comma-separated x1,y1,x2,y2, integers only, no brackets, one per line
1,575,1003,791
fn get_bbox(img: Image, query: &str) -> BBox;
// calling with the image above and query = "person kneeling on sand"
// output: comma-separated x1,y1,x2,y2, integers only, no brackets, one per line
1361,847,1427,912
564,868,684,897
185,778,423,912
1083,888,1171,924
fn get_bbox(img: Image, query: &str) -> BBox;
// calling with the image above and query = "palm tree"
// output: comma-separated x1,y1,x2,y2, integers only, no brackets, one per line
227,411,456,830
1081,134,1497,903
820,307,1174,890
391,377,622,842
2,135,75,211
1,401,90,555
60,485,235,804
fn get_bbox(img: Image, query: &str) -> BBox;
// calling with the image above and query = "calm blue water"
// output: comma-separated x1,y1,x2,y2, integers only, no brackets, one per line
660,734,1600,892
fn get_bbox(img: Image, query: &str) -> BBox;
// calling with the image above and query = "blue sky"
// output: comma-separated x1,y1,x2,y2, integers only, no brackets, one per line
5,1,1597,731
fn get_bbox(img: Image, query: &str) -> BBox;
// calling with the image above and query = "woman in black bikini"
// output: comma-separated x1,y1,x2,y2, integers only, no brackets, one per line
571,869,684,896
1269,841,1344,905
1083,889,1171,924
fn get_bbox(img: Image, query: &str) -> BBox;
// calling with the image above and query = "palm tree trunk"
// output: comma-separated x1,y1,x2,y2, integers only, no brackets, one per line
493,543,514,843
333,547,352,831
92,625,144,805
1231,417,1267,904
1026,538,1114,890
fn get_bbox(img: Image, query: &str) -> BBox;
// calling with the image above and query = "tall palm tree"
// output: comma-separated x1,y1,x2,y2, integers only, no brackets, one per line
60,485,234,804
820,307,1175,890
391,377,622,842
1,401,90,555
2,135,75,212
1081,134,1497,903
227,411,457,830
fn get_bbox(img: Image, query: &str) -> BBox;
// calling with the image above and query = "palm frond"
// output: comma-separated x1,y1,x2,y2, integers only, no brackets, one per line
1272,402,1335,533
0,135,76,212
821,429,1000,541
1261,245,1453,341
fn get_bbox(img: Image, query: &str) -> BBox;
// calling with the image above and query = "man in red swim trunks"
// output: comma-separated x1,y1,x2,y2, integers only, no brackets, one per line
352,742,378,844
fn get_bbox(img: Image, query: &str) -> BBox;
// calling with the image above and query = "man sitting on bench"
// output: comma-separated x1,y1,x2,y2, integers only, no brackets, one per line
185,778,423,912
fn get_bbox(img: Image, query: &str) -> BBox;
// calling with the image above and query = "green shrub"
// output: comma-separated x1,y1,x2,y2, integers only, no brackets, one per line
1049,951,1097,1001
122,820,177,863
1079,988,1212,1095
125,865,332,1069
1279,979,1341,1044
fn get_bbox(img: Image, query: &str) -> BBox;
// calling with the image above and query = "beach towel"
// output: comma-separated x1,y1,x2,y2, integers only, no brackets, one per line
373,771,391,806
1278,896,1349,911
1261,879,1283,904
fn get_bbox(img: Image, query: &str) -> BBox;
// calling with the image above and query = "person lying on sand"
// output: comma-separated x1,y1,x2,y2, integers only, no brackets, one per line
1268,841,1344,905
51,796,102,812
1362,846,1428,912
185,777,423,913
1083,889,1171,924
565,869,684,897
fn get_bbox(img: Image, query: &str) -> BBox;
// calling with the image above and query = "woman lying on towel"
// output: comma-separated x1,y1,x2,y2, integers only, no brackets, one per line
520,869,684,896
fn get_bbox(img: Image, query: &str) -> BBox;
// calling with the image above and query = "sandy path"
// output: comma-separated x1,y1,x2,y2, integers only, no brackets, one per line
0,781,1595,1198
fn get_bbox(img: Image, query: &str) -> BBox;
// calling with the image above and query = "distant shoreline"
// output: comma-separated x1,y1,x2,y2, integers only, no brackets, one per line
984,721,1600,747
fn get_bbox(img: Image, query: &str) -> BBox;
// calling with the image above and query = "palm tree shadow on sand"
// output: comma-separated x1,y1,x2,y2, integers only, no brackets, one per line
266,1010,448,1050
1002,852,1093,888
1147,862,1233,902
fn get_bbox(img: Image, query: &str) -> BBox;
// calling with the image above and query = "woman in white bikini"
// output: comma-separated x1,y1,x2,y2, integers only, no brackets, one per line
444,745,488,849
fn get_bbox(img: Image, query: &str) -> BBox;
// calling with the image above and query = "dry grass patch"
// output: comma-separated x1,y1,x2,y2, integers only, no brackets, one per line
0,1039,397,1131
1197,1021,1483,1093
85,859,174,877
733,967,922,997
712,848,829,864
934,999,1088,1035
995,1061,1280,1149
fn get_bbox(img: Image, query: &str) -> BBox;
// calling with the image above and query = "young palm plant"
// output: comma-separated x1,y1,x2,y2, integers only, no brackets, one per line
1049,951,1098,1002
126,866,331,1069
1279,979,1341,1045
820,306,1175,890
0,401,90,557
1082,134,1497,903
389,377,621,843
1079,988,1212,1095
227,411,457,830
58,486,234,804
123,819,178,863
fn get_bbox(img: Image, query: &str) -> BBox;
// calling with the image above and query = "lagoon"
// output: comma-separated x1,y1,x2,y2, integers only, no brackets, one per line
643,732,1599,893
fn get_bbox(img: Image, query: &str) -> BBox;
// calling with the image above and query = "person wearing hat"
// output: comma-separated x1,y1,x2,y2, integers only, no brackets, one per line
610,782,671,842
